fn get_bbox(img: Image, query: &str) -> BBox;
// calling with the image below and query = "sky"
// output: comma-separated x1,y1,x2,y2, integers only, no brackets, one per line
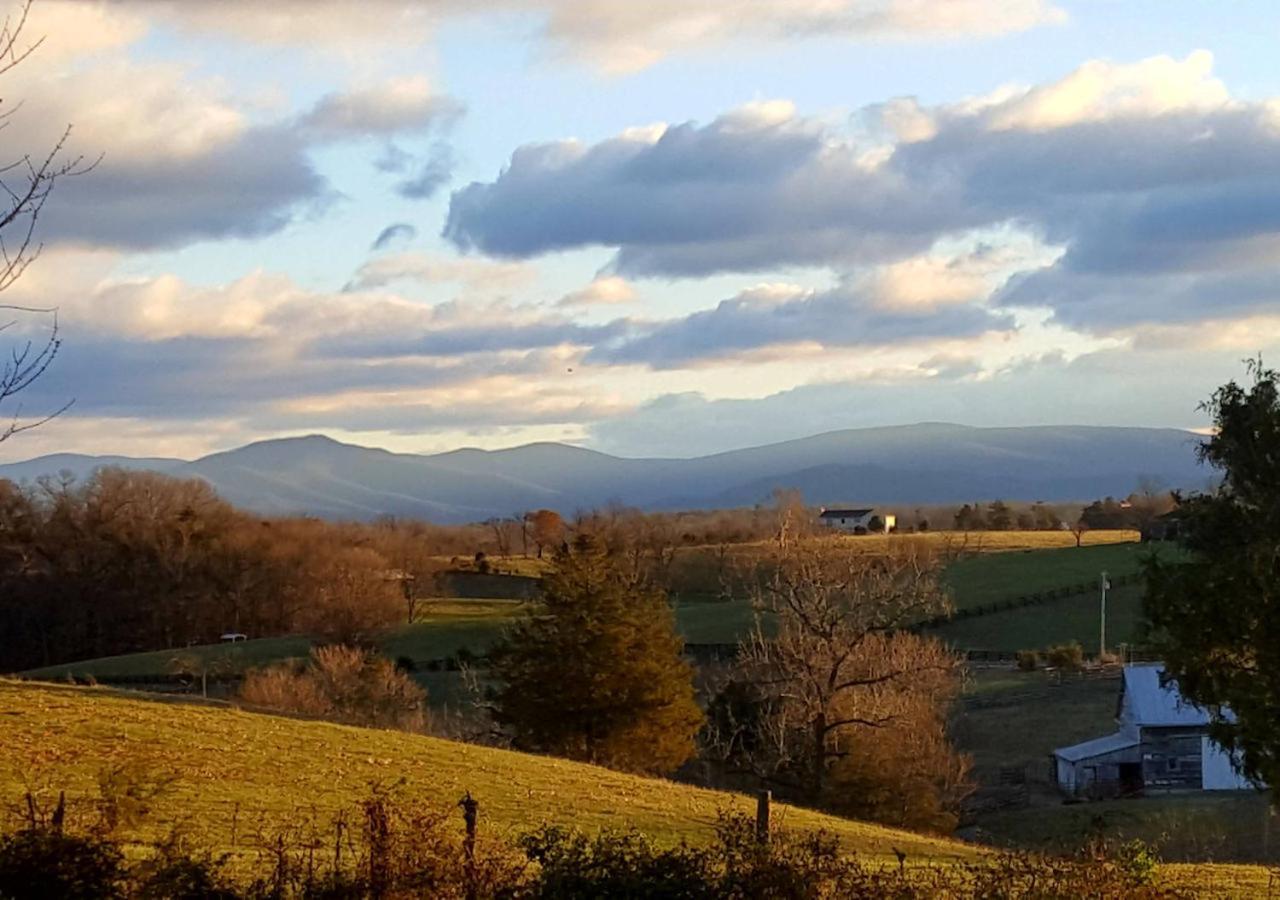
2,0,1279,460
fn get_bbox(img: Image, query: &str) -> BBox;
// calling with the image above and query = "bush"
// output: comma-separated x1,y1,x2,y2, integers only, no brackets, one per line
239,645,427,731
1016,649,1040,671
97,762,175,834
1045,641,1085,671
131,838,239,900
0,829,125,900
0,795,1192,899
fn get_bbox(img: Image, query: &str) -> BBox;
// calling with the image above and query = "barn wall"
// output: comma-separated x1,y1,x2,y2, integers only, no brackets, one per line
1141,727,1204,790
1055,745,1141,798
1201,737,1254,790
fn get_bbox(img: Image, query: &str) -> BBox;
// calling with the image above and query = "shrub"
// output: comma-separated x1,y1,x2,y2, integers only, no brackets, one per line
1045,641,1085,671
0,829,125,900
1016,649,1040,671
239,645,427,731
131,838,239,900
97,762,175,834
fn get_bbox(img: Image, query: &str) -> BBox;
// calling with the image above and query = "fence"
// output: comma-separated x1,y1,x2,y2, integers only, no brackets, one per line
917,570,1143,631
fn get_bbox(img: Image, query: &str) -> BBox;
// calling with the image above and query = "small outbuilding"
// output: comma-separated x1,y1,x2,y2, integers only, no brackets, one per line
1053,664,1257,799
817,508,896,534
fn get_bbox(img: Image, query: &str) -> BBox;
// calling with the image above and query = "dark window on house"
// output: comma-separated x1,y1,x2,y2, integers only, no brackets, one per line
1166,757,1180,772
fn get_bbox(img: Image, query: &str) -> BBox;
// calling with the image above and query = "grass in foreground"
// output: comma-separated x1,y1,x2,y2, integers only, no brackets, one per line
0,679,972,865
1,680,1272,896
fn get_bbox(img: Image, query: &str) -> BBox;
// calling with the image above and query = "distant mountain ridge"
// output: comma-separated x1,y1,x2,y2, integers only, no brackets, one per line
0,424,1210,523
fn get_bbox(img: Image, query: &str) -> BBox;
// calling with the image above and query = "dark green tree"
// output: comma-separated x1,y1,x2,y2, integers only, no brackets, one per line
1145,360,1280,793
986,500,1013,531
488,536,703,775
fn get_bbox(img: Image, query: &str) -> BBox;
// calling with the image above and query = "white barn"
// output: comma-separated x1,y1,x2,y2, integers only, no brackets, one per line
1053,664,1257,798
817,508,896,534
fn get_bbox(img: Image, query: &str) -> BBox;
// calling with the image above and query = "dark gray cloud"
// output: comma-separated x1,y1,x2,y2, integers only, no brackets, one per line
371,223,418,251
310,318,629,359
445,111,965,275
45,125,330,251
589,283,1012,368
396,142,455,200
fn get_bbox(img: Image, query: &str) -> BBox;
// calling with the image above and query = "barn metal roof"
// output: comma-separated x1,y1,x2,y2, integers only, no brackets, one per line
1123,664,1214,727
1054,731,1138,762
819,508,874,518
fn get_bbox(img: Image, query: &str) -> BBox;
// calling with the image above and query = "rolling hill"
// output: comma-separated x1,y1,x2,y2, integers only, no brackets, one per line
0,680,1268,895
0,679,971,862
0,423,1209,523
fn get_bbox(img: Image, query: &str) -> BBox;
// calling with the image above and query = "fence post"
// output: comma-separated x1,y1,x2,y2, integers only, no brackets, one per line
459,792,479,900
755,789,771,845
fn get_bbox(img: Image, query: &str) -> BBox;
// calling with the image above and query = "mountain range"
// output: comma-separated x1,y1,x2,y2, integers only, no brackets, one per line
0,424,1211,523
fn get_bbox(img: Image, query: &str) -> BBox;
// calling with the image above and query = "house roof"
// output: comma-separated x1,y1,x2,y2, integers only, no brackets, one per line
819,508,874,518
1122,664,1217,727
1054,731,1138,762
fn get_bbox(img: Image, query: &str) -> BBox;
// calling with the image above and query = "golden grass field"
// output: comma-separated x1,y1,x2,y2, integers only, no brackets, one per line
0,680,974,863
2,679,1273,895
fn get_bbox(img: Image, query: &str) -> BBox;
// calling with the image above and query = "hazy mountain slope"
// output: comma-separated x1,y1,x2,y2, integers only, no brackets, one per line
0,453,183,484
0,424,1210,522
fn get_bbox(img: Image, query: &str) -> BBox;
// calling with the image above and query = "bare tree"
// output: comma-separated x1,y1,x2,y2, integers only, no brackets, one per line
1070,518,1090,548
711,539,958,802
0,0,91,442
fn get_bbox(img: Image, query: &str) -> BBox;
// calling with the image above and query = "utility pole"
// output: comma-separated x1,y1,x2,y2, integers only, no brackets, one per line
1099,570,1110,658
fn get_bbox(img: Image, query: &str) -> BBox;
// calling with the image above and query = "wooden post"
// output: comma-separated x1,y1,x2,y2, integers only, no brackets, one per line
459,792,479,900
755,789,771,845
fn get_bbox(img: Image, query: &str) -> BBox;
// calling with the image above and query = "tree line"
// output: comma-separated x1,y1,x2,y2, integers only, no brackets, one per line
0,468,458,671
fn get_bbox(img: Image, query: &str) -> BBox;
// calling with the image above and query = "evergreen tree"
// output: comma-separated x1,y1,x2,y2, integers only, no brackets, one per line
1145,361,1280,794
488,537,703,774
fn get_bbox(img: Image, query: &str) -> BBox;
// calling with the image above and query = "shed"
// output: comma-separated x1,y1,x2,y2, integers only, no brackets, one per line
1053,664,1258,798
1053,732,1141,797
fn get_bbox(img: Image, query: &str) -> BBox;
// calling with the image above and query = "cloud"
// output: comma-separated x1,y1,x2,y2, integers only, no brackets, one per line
371,223,418,251
344,252,535,293
557,276,637,307
298,78,459,140
105,1,1063,72
395,142,455,199
5,34,457,251
446,52,1280,334
585,345,1256,457
2,258,626,440
590,282,1012,368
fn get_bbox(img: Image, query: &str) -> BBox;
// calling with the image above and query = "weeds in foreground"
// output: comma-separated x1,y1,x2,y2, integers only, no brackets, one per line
0,780,1207,899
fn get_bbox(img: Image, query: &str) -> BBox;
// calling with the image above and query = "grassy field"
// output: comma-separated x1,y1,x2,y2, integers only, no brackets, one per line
978,794,1280,864
0,679,973,865
21,531,1153,682
954,669,1122,782
932,582,1148,652
941,540,1163,612
0,680,1270,895
953,669,1279,869
664,529,1139,603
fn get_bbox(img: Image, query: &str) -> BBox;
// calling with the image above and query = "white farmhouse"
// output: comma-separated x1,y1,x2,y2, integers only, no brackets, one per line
1053,664,1257,798
817,508,896,534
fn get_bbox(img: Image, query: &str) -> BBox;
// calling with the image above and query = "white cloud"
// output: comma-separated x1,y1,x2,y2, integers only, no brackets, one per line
299,77,458,140
103,0,1063,72
344,252,535,294
447,53,1280,336
557,276,636,307
982,51,1232,132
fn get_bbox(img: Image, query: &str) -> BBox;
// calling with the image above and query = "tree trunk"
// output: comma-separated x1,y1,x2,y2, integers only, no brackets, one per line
810,712,826,800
